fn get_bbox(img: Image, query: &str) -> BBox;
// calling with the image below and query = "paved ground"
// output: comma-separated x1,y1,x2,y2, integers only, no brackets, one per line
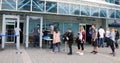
0,44,120,63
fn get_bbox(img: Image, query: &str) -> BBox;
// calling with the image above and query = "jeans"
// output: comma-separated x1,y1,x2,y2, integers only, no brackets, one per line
105,37,109,47
34,35,39,47
98,38,104,47
77,40,84,50
109,39,115,53
115,38,119,48
68,42,73,54
52,42,60,52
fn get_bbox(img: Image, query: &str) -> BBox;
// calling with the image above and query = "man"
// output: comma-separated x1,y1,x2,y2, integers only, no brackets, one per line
91,24,98,54
32,24,40,47
66,28,74,55
115,29,119,49
87,27,92,44
98,26,105,47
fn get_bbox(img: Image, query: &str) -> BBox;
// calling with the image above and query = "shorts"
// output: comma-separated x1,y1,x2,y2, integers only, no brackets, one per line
92,39,98,47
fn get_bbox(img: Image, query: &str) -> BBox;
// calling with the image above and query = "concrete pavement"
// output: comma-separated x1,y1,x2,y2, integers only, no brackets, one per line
0,44,120,63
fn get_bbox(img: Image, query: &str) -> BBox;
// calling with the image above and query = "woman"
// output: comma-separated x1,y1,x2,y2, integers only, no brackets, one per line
76,26,86,55
109,28,116,56
52,28,61,53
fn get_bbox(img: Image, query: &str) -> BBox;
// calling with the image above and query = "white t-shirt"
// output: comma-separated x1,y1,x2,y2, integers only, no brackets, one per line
106,30,110,38
14,27,21,35
98,28,105,38
78,32,82,40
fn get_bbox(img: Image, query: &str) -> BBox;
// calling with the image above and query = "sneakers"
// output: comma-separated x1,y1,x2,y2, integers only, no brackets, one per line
91,51,98,54
67,53,72,55
79,52,84,55
50,51,55,54
110,52,116,56
76,51,80,54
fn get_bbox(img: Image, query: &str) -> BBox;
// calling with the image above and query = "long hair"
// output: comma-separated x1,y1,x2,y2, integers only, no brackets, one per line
54,28,58,33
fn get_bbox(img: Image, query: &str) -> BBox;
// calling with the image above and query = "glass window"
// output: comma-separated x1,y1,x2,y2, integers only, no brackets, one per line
70,4,80,15
116,10,120,18
29,17,41,42
2,0,16,10
100,8,107,17
18,0,31,11
80,5,90,16
32,0,44,12
91,7,99,17
115,0,120,5
108,9,116,18
63,23,79,36
46,2,57,13
105,0,115,3
58,3,69,14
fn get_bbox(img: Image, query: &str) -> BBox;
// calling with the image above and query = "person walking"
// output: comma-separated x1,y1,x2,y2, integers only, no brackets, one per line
32,24,40,47
98,26,105,48
91,24,98,54
76,26,86,55
115,29,119,49
51,28,61,53
105,28,110,47
109,28,116,56
66,28,74,55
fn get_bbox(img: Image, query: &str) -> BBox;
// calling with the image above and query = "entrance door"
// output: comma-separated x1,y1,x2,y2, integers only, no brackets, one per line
2,15,20,49
6,21,15,43
26,16,43,48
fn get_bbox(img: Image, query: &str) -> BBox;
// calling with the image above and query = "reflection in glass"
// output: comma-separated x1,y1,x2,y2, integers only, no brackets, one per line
105,0,115,3
58,3,69,14
18,0,31,11
80,5,90,16
70,4,80,15
32,0,44,12
64,23,79,36
46,2,57,13
115,0,120,5
29,17,40,42
108,9,115,18
91,7,99,17
100,8,107,17
116,10,120,18
2,0,16,10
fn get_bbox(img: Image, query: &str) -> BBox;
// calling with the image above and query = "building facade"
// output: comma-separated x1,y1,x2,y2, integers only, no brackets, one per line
0,0,120,49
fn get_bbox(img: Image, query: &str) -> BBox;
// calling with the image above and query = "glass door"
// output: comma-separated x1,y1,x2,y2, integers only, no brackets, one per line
6,22,15,43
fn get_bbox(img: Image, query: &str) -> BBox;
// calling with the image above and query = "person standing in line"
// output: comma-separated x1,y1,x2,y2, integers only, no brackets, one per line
98,26,105,48
51,28,61,53
87,27,92,44
115,29,119,49
32,24,40,47
76,26,86,55
66,28,74,55
49,24,54,49
14,25,21,43
109,28,116,56
91,24,98,54
105,28,110,47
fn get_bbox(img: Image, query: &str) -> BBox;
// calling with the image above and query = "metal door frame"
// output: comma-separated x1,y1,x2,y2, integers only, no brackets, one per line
26,16,43,48
2,14,20,49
